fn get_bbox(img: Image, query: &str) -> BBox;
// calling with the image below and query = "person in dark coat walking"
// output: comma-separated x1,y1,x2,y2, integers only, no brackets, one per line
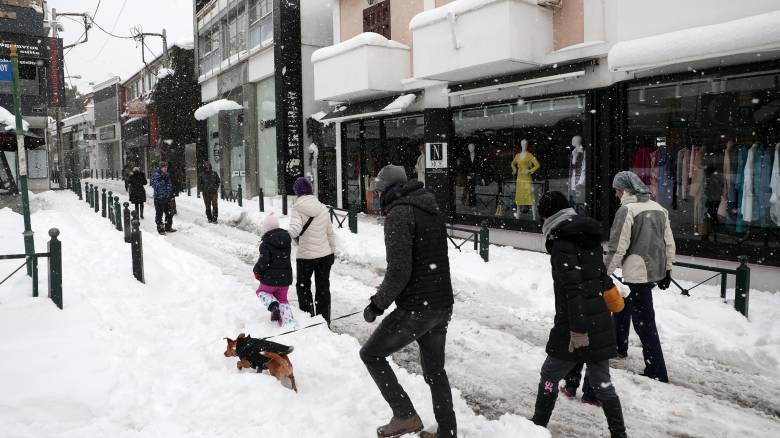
127,167,147,219
530,191,627,438
253,214,294,324
360,165,457,438
199,161,221,223
150,161,176,234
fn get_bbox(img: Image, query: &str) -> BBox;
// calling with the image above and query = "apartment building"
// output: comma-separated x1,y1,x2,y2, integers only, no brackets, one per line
312,0,780,265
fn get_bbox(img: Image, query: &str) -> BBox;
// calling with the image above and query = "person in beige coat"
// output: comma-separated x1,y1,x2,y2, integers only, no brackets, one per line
289,177,336,323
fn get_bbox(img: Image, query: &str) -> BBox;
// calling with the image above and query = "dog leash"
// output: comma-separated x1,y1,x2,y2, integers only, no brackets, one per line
260,310,363,341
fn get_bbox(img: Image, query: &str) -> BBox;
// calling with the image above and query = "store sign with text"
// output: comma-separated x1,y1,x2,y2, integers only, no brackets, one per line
126,98,147,118
426,142,447,169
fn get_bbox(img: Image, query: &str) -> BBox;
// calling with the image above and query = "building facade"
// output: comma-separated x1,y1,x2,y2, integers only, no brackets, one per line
312,0,780,266
194,0,333,199
92,76,123,174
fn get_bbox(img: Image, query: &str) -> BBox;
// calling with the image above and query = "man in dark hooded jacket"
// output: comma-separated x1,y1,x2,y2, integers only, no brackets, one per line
360,164,456,438
530,191,627,438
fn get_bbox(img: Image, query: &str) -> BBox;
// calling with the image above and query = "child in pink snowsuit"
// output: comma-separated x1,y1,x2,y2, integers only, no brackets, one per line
253,214,295,326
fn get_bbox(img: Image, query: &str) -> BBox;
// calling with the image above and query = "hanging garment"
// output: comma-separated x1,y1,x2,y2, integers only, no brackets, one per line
650,149,659,199
770,144,780,225
735,146,747,233
676,147,690,201
753,145,773,226
511,152,540,206
632,147,653,186
656,149,673,208
415,153,426,186
741,144,757,223
688,147,706,234
568,147,586,204
718,145,735,218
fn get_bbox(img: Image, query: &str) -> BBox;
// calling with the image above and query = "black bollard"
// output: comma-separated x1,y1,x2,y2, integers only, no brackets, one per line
258,187,264,212
85,181,90,203
101,189,107,217
187,178,191,197
238,184,243,207
107,191,114,222
130,211,145,283
94,186,100,213
114,197,122,231
123,202,131,243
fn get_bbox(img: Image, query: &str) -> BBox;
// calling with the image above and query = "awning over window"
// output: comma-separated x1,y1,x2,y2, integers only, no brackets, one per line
608,10,780,72
194,99,243,121
320,94,417,124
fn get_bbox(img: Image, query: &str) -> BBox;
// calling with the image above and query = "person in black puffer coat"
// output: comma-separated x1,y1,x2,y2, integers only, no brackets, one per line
253,214,293,324
360,165,456,438
530,191,627,438
127,167,147,219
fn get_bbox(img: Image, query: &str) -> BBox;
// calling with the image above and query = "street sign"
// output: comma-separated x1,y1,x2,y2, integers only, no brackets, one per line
0,61,12,81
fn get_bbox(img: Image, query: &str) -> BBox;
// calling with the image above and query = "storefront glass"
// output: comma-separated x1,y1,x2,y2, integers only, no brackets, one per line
207,115,221,178
627,71,780,259
256,77,278,195
453,94,588,226
386,115,425,184
343,122,362,210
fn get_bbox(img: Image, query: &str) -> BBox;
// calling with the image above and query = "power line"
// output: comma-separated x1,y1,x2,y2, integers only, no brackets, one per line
90,0,130,61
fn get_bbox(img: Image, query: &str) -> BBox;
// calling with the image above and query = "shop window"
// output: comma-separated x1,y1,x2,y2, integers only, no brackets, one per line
363,0,391,40
385,115,425,183
626,72,780,258
256,77,278,196
453,95,588,226
344,122,362,210
249,0,273,48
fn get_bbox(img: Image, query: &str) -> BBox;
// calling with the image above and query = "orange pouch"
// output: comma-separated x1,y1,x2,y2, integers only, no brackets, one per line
603,286,625,313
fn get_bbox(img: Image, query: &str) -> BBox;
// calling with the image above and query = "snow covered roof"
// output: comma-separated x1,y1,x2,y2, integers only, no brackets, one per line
123,117,143,125
381,94,417,112
0,106,29,132
311,32,409,64
194,99,242,121
320,93,417,124
409,0,535,30
608,10,780,72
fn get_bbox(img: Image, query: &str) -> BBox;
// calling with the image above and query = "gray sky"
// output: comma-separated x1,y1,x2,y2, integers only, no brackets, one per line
48,0,194,93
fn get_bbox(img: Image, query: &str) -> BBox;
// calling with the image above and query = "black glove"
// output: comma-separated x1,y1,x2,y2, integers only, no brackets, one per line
363,298,384,323
657,270,672,290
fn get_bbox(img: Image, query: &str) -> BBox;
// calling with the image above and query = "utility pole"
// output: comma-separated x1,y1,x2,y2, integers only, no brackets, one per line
135,29,169,68
10,45,35,276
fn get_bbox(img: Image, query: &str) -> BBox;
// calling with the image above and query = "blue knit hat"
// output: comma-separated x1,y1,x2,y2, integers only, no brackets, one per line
293,176,313,196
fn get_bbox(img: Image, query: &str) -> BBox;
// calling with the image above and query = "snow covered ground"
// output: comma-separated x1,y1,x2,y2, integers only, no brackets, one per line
2,181,780,437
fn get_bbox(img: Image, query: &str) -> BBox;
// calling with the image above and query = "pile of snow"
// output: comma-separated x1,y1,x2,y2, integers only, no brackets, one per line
194,99,242,121
156,68,175,80
381,94,417,112
0,106,29,132
410,0,534,30
311,32,409,63
609,10,780,71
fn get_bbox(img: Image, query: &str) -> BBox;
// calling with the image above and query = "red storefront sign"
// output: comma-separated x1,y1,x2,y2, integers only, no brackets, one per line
48,37,63,107
126,98,147,118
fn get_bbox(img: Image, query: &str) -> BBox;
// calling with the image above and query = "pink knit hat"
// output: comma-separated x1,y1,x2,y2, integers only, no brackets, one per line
262,213,279,232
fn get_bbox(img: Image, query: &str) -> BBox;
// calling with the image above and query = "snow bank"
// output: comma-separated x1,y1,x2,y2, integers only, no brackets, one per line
609,10,780,71
194,99,242,121
156,68,175,79
311,32,409,64
0,106,29,132
409,0,535,30
382,93,417,112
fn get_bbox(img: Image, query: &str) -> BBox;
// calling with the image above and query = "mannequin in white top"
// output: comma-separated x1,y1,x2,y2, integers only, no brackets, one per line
569,135,586,208
415,143,426,186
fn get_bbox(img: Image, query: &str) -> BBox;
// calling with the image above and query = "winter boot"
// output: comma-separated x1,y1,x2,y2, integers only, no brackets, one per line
376,414,423,437
601,397,627,438
158,229,166,235
559,385,577,399
268,302,281,323
581,393,602,408
530,381,558,427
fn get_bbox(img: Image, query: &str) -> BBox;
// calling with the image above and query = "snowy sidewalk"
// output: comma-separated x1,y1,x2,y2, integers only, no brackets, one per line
0,190,545,438
4,183,780,437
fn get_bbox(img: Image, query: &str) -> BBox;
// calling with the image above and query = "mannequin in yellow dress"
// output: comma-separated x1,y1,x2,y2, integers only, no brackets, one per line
511,139,541,219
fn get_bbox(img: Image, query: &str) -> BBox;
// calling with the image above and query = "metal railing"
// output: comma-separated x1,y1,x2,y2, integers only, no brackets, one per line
445,224,490,262
221,184,243,206
327,205,357,234
670,256,751,317
0,228,63,309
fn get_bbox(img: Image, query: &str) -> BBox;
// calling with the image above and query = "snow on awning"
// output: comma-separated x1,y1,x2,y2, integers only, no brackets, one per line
0,106,29,132
608,10,780,72
194,99,243,121
320,94,417,124
311,32,409,64
409,0,534,30
157,68,175,80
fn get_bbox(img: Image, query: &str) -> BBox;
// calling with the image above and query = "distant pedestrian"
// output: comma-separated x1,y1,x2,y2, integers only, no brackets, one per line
199,161,221,223
127,167,147,219
530,191,626,438
289,176,335,324
605,170,675,383
150,161,176,235
122,164,133,191
360,165,457,438
253,214,295,326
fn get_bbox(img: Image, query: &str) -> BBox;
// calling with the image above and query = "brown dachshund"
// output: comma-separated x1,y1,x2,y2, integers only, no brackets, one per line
223,333,298,392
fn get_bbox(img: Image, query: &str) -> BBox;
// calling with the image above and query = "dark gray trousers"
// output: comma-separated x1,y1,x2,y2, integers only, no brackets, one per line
540,356,618,401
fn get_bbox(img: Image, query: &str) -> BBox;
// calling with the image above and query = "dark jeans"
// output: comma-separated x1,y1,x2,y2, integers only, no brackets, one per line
539,356,618,401
360,307,457,438
614,282,668,382
133,202,144,219
203,192,218,221
296,254,335,323
154,198,174,231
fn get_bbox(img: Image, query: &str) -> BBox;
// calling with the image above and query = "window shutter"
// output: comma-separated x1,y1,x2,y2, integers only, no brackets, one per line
363,0,391,40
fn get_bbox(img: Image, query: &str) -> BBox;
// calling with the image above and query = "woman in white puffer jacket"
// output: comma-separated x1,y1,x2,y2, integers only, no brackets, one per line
289,177,336,324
